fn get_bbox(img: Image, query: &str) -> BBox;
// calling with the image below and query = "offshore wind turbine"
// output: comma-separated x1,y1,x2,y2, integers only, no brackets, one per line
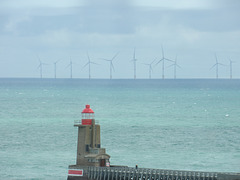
37,55,48,78
100,52,119,79
168,55,181,79
131,48,137,79
210,54,225,79
156,46,173,79
83,52,98,79
229,59,235,79
142,59,155,79
66,57,73,79
54,59,61,79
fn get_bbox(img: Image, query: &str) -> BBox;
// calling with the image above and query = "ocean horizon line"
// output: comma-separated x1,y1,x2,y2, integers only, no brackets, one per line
0,77,240,80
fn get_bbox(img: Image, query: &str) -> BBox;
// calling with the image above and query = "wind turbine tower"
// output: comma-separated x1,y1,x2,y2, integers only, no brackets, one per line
37,55,47,79
210,54,224,79
100,52,118,79
169,55,181,79
229,59,235,79
143,59,155,79
54,59,61,79
66,57,73,79
38,61,43,79
132,48,137,79
156,46,173,79
83,53,98,79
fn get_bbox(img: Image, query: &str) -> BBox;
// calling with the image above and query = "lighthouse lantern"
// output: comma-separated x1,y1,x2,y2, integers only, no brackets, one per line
81,104,94,125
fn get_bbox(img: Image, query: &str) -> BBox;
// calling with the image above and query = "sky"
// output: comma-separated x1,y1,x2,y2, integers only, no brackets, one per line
0,0,240,79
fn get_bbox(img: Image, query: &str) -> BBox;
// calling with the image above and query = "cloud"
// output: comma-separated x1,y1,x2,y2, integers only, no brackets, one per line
0,0,137,35
4,15,31,33
133,0,213,10
39,29,73,47
77,0,136,34
0,0,82,9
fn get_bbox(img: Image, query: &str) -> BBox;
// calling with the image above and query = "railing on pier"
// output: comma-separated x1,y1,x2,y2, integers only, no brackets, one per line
87,166,219,180
74,119,100,126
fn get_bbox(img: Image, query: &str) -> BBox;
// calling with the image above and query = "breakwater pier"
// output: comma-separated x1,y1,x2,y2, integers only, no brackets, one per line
68,166,240,180
67,105,240,180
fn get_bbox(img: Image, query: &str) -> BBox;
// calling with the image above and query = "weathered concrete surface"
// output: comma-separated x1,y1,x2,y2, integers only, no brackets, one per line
67,175,89,180
217,173,240,180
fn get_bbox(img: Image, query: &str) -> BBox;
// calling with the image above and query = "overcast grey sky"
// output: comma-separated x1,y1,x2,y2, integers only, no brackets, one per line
0,0,239,79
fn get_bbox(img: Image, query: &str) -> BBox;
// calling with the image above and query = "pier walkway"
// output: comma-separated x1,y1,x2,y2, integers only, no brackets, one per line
87,166,240,180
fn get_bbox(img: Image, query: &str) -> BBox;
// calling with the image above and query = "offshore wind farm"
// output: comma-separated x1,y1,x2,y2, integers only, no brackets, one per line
26,49,239,80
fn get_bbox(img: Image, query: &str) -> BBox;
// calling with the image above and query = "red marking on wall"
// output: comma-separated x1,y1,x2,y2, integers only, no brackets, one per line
68,169,83,176
82,119,92,125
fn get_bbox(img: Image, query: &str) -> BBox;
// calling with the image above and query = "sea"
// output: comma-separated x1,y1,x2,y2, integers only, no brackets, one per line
0,78,239,179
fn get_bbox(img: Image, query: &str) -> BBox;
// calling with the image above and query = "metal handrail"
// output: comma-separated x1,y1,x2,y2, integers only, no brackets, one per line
74,119,99,125
87,166,220,179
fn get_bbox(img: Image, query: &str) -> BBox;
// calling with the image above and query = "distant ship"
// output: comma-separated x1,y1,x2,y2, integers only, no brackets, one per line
67,105,240,180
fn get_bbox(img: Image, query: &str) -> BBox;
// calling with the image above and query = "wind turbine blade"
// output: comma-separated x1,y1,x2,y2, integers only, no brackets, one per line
112,52,119,61
215,53,218,63
36,54,41,62
111,62,115,72
150,66,154,71
229,59,236,64
73,62,79,65
91,62,100,65
219,63,225,66
167,64,174,68
55,58,62,64
99,58,111,61
130,59,137,62
176,64,181,69
87,52,90,62
82,62,89,69
155,59,163,65
133,48,136,59
66,63,71,68
142,63,150,66
165,58,174,62
150,59,156,64
161,45,164,58
210,63,217,70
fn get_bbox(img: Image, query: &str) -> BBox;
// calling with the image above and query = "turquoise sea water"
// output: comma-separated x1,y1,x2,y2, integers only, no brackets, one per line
0,78,240,179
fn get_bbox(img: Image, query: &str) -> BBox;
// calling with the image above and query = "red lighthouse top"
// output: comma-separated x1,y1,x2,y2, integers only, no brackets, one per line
82,104,94,114
81,105,94,125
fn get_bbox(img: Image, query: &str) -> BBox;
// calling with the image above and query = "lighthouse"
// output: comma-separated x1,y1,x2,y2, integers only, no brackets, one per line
72,105,110,167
